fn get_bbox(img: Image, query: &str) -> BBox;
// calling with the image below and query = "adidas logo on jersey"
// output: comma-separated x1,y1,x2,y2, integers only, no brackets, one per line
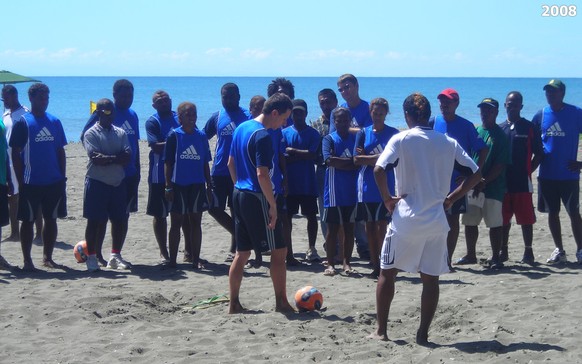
546,122,565,137
121,120,136,135
350,117,359,128
35,127,55,142
341,148,353,158
220,122,236,136
371,145,384,155
179,145,201,160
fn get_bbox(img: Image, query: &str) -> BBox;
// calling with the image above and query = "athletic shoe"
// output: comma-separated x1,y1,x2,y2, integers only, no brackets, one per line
546,248,566,264
576,249,582,264
499,246,509,262
456,256,477,265
520,250,535,265
305,248,321,262
86,255,101,272
224,253,235,262
107,254,132,270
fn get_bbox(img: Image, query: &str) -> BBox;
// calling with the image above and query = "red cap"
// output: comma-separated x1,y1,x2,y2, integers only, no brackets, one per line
437,88,459,101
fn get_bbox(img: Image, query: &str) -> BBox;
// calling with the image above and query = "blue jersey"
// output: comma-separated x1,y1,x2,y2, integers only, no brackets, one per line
204,107,251,177
83,107,140,177
355,125,399,202
9,112,67,185
533,104,582,180
230,120,273,193
145,112,179,184
281,125,320,196
322,131,357,207
329,100,373,133
164,127,211,186
431,114,487,191
268,128,285,195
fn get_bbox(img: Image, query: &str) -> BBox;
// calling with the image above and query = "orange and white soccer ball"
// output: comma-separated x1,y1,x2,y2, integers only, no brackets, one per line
74,240,89,263
294,286,323,311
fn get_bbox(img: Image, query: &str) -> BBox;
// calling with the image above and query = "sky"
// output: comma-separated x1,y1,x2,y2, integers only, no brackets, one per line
1,0,581,77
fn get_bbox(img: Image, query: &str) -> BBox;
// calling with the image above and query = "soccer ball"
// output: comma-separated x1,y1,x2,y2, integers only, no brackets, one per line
74,240,89,263
294,286,323,311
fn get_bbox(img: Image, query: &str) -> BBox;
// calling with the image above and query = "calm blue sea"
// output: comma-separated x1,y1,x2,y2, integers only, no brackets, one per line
5,77,582,142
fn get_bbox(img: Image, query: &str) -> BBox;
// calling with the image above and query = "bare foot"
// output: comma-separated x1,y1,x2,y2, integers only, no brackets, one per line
367,331,389,341
0,255,16,270
22,260,37,272
42,259,63,269
3,234,20,242
416,331,431,346
275,301,296,314
32,236,43,245
228,299,245,314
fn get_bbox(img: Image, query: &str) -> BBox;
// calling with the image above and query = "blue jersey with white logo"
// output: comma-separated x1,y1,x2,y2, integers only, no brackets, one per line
269,128,285,195
10,112,67,185
145,112,179,184
281,125,320,196
533,104,582,180
164,126,211,185
204,107,251,177
329,100,373,133
355,125,399,202
322,131,357,207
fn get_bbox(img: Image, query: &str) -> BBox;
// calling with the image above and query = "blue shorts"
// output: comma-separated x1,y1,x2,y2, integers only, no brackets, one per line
18,180,67,222
124,174,140,213
233,188,285,253
83,178,128,221
322,205,357,225
146,183,170,218
286,195,318,216
169,183,209,214
209,175,234,210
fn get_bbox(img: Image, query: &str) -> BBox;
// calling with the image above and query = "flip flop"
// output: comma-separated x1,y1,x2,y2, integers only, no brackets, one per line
191,294,230,309
323,267,336,276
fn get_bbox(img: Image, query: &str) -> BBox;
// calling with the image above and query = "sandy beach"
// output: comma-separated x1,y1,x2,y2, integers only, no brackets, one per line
1,140,581,364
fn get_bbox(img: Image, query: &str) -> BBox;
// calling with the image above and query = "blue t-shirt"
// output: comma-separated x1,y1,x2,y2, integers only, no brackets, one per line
431,114,487,191
354,125,399,202
329,100,373,133
532,104,582,180
10,112,67,185
322,131,357,207
230,120,273,193
83,107,140,177
145,112,179,184
281,125,320,196
204,107,252,177
268,128,285,195
164,126,211,186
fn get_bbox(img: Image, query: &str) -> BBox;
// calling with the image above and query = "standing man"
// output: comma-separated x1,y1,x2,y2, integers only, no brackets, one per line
371,93,481,344
0,115,12,269
227,93,294,314
532,79,582,264
82,99,131,272
459,98,511,269
431,88,488,269
501,91,544,264
10,83,67,271
204,83,252,262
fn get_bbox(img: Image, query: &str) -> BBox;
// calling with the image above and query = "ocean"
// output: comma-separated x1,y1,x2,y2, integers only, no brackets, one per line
5,76,582,142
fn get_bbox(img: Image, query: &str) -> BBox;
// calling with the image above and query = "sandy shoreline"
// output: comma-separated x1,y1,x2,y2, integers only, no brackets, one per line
1,140,581,363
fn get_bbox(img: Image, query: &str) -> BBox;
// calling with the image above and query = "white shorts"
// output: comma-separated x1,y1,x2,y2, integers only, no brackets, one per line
380,229,449,276
462,198,503,228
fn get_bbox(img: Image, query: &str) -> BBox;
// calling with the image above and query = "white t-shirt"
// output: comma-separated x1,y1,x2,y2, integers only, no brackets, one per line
3,105,29,193
376,126,478,235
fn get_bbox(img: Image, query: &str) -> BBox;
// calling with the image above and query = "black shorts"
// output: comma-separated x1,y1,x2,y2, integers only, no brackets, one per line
275,193,287,213
322,205,357,225
358,202,390,222
83,178,128,221
233,188,285,253
538,179,579,215
146,183,170,218
18,180,67,222
169,183,209,214
210,175,234,210
0,185,9,227
124,174,140,213
286,194,318,216
446,195,467,215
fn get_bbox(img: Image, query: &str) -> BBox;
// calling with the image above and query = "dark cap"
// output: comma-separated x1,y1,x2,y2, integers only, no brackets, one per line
477,97,499,109
437,88,460,101
292,99,308,113
543,79,566,92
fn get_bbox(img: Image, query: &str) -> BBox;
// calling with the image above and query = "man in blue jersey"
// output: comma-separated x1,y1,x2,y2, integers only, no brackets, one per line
354,98,399,278
204,83,252,262
532,79,582,264
227,93,294,314
82,99,131,272
145,90,182,263
9,83,67,271
431,88,488,270
501,91,544,264
81,79,140,266
164,102,212,269
282,99,321,262
322,107,360,276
